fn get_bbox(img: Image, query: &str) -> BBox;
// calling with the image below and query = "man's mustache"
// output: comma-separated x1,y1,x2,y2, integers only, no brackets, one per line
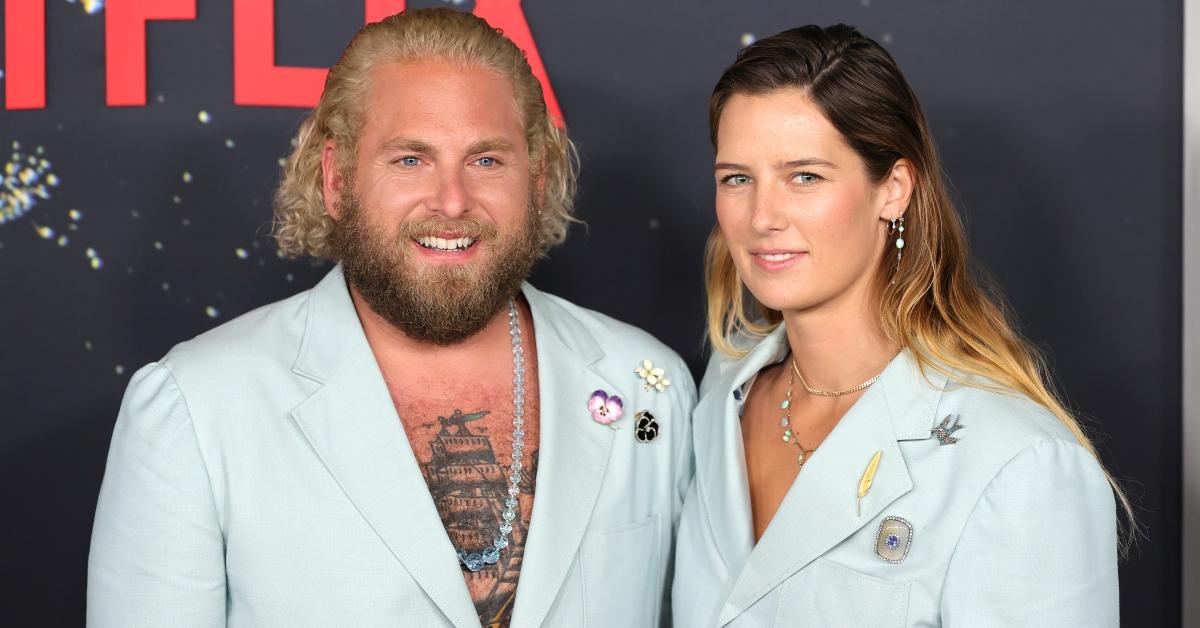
396,216,498,242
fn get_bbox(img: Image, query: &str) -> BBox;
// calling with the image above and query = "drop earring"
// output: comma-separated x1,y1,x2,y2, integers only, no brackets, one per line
888,216,905,283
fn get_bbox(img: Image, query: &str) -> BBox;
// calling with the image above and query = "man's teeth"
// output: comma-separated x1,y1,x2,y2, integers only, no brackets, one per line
416,236,476,251
759,253,795,261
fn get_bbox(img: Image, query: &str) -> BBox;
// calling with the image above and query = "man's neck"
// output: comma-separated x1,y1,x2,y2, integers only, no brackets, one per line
348,285,521,379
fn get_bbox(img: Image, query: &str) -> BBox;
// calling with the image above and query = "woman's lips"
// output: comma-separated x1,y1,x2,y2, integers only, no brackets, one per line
750,250,807,271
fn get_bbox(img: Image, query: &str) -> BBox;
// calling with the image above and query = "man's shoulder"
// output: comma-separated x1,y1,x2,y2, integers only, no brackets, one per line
160,286,313,376
526,285,688,371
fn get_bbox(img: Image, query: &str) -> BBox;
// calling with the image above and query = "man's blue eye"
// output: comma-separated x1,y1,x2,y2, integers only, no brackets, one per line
400,156,420,166
478,157,496,167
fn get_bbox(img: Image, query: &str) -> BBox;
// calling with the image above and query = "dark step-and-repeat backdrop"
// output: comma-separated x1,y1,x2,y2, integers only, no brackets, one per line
0,1,1182,625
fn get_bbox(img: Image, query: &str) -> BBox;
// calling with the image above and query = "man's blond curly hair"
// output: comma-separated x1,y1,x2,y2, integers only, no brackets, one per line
273,8,578,260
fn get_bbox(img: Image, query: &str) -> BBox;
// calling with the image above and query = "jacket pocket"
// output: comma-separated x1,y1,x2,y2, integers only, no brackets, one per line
773,559,910,628
581,514,663,627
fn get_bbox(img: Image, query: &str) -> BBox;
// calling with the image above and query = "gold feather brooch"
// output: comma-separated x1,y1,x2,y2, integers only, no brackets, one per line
857,450,882,517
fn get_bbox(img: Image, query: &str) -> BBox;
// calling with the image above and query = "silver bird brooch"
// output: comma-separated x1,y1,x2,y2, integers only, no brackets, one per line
931,414,964,446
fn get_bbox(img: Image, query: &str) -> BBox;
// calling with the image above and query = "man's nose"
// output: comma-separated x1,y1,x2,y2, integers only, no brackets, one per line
432,166,469,218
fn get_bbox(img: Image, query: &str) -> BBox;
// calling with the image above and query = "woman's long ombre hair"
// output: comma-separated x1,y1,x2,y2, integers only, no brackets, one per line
705,24,1135,550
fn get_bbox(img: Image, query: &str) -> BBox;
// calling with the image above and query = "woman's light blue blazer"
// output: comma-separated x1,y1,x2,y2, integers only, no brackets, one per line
673,326,1119,627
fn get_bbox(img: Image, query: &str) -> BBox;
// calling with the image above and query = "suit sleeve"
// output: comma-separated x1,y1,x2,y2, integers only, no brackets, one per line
660,356,698,627
671,359,698,517
940,438,1119,627
87,363,227,628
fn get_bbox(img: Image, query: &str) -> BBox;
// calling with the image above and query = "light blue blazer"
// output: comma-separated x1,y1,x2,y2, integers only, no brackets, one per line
88,266,696,628
673,326,1119,627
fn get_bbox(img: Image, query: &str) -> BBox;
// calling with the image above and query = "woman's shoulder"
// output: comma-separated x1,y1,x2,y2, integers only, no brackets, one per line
933,373,1106,485
941,378,1071,439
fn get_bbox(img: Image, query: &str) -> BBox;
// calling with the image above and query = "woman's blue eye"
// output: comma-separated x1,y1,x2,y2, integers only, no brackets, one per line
721,174,751,186
795,172,821,185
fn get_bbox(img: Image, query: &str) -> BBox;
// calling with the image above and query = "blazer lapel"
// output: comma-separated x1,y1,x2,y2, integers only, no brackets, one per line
508,284,621,628
289,267,479,628
717,350,947,627
693,328,790,580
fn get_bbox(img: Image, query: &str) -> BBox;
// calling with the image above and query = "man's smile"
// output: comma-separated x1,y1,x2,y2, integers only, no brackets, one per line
414,235,479,252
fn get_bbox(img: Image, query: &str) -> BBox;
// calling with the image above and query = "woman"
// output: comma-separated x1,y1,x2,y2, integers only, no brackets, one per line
673,25,1130,627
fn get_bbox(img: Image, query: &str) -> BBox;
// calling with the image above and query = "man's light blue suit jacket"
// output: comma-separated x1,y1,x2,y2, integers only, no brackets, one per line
673,326,1119,627
88,266,696,627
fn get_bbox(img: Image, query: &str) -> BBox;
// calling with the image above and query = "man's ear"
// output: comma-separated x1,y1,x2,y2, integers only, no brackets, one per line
322,140,344,220
879,158,915,221
534,155,548,209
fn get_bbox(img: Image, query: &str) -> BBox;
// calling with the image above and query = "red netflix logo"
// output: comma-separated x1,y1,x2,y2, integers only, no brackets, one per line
4,0,562,120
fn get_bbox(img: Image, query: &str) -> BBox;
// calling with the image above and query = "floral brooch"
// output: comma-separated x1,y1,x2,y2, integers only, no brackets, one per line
587,390,624,428
634,359,671,392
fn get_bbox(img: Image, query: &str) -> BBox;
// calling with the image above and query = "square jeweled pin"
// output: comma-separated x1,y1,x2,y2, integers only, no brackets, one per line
874,516,913,563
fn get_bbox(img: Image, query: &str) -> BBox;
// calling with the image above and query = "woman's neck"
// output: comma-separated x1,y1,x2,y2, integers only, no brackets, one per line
781,288,899,394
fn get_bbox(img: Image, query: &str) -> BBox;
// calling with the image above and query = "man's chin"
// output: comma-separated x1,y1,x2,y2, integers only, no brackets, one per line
406,268,488,295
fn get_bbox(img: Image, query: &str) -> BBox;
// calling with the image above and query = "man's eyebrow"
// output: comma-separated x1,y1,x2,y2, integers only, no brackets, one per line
467,137,516,154
378,137,434,154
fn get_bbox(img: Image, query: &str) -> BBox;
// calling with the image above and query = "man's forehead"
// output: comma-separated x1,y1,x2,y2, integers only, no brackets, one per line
359,59,525,142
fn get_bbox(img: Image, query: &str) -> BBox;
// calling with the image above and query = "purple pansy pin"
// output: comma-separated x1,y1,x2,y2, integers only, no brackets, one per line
587,390,624,428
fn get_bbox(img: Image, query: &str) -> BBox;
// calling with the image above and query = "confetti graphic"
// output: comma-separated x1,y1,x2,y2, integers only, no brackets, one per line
66,0,105,15
7,123,318,326
1,143,59,225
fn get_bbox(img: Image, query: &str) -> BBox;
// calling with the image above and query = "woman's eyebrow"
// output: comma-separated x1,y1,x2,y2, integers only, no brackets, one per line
782,157,839,169
714,157,840,172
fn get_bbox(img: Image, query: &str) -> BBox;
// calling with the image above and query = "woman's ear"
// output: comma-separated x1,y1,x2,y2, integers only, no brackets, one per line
879,158,915,221
322,140,344,220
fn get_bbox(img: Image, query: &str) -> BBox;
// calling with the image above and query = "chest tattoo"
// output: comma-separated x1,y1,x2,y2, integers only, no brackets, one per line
407,405,540,628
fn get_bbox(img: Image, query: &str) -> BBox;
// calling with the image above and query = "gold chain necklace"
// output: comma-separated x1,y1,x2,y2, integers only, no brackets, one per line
791,357,886,397
779,365,816,468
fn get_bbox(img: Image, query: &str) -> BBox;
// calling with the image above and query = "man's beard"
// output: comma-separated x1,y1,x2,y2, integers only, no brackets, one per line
330,192,539,346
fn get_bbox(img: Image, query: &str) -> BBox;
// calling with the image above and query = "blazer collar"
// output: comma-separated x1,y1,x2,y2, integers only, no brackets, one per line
288,266,479,626
697,326,949,627
507,283,622,628
288,268,621,628
290,265,363,384
692,327,789,580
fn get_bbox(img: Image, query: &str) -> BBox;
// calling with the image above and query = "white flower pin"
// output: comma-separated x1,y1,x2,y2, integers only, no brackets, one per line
635,359,671,392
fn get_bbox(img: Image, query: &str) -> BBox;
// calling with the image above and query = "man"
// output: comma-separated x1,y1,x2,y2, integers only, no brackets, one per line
87,8,695,627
